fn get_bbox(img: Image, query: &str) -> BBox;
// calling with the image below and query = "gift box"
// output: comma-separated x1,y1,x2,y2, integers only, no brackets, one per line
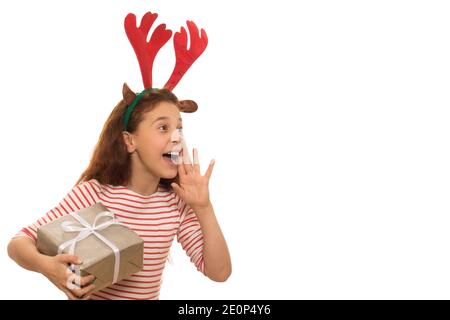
37,202,144,293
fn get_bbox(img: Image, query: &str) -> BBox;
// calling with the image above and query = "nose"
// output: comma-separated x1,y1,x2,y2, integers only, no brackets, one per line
170,128,182,144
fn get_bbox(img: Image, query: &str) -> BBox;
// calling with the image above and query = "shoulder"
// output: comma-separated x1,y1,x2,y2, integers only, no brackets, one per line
73,179,103,197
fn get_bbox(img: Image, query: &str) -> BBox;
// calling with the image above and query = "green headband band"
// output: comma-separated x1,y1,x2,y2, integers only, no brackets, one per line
123,88,158,130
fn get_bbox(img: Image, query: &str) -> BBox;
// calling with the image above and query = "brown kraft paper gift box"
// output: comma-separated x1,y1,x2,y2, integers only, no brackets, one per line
36,202,144,293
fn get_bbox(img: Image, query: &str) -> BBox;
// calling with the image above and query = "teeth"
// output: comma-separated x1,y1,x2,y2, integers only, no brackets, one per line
163,151,181,165
163,151,180,162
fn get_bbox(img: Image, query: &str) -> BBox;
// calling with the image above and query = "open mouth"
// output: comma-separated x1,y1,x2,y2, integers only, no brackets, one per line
162,150,181,166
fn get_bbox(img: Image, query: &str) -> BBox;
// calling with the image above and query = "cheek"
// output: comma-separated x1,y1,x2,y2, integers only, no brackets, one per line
139,136,166,158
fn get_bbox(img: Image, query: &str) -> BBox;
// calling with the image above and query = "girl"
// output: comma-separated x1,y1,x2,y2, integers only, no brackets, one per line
7,11,231,300
7,84,232,300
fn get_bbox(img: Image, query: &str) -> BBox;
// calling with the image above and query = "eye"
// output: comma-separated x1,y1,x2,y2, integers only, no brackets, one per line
158,125,168,131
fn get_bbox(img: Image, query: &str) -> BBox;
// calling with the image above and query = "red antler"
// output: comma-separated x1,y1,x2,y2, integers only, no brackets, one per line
164,20,208,90
125,12,172,89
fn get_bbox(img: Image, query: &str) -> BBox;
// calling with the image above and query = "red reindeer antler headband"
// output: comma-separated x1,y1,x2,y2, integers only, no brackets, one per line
123,11,208,130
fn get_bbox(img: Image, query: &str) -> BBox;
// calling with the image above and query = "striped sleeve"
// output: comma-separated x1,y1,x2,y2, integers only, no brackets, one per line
12,180,100,243
176,195,205,274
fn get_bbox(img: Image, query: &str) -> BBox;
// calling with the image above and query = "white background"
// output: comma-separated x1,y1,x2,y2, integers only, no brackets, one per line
1,0,449,299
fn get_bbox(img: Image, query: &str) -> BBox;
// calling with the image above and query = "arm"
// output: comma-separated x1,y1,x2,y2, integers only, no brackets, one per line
8,237,95,300
7,237,50,274
8,180,100,299
171,148,232,282
8,236,96,300
195,203,232,282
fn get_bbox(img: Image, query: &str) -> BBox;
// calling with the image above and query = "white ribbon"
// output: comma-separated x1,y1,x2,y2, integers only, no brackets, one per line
57,210,125,284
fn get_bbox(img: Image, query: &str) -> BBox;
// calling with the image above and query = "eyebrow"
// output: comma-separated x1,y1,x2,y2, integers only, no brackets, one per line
151,116,182,124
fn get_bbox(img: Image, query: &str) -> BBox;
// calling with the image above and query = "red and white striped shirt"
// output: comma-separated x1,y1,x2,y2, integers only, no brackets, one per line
13,179,205,300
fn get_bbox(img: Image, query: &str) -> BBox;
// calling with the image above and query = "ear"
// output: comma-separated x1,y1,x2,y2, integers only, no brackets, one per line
178,100,198,113
122,131,136,153
122,82,137,105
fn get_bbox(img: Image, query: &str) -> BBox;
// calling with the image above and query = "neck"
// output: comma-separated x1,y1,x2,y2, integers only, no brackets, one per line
126,152,160,196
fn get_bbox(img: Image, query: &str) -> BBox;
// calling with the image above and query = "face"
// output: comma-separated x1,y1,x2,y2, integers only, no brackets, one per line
124,101,183,179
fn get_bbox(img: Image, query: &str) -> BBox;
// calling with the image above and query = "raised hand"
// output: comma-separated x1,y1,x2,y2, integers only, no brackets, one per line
170,147,215,213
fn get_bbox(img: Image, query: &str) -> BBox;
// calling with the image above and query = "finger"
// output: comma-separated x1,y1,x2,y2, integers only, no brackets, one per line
176,143,188,176
182,141,191,164
80,274,96,287
205,159,215,179
58,254,82,265
71,283,96,298
182,144,194,173
65,273,81,291
177,157,186,176
62,288,78,300
193,148,200,174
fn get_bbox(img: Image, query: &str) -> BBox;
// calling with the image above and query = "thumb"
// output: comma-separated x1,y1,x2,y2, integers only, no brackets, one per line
171,183,184,197
58,254,82,265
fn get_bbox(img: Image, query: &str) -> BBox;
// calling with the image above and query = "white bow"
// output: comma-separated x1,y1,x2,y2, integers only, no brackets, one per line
58,210,125,284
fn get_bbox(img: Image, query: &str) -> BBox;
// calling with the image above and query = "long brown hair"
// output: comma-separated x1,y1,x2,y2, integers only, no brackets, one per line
75,83,196,189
